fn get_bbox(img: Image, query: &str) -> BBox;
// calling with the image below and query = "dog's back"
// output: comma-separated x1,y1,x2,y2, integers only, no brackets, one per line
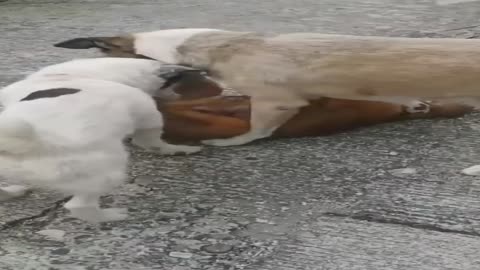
206,32,480,99
1,78,152,151
0,57,169,152
26,57,166,96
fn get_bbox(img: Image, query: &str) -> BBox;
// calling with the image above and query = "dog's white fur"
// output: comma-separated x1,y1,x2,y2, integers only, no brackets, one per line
0,57,202,223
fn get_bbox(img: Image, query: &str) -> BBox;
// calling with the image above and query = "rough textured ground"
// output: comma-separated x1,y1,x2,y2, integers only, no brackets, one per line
1,0,480,269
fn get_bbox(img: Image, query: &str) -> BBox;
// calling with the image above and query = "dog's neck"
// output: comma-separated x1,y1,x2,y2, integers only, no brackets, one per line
176,31,264,74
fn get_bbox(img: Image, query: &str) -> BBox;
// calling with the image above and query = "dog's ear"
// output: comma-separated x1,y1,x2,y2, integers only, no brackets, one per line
53,37,124,50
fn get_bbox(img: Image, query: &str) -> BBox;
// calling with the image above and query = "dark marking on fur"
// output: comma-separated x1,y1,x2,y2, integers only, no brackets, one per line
20,88,81,101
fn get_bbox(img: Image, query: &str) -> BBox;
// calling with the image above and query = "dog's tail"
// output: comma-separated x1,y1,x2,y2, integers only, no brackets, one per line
0,115,37,155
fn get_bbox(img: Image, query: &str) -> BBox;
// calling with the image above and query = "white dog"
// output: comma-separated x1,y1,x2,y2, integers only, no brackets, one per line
0,57,202,223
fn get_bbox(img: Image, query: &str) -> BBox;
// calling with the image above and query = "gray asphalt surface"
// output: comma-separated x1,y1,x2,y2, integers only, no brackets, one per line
1,1,480,269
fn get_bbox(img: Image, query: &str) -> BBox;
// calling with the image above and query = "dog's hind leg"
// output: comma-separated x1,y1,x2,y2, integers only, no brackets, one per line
130,98,202,155
132,128,202,155
64,194,128,223
357,97,431,114
0,185,30,201
202,96,308,146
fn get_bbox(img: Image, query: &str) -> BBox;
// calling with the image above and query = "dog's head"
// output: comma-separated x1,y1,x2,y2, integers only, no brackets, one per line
155,64,216,99
54,29,226,100
53,35,147,58
53,28,222,63
141,62,226,101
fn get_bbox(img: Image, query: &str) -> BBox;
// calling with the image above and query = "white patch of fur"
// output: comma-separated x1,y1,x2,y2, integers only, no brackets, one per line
462,165,480,176
0,185,30,201
435,0,479,5
0,58,202,223
133,28,222,63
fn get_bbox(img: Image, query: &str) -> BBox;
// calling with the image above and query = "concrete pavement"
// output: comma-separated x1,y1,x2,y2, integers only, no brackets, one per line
1,0,480,269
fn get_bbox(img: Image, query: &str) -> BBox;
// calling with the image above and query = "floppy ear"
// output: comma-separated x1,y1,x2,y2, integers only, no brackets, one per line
53,37,118,50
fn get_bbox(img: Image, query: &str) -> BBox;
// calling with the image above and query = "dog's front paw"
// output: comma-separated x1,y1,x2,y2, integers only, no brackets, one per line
69,207,129,223
202,138,239,146
405,100,431,114
98,208,129,222
202,131,270,146
131,137,202,155
157,145,203,155
202,136,258,146
462,165,480,176
0,185,30,201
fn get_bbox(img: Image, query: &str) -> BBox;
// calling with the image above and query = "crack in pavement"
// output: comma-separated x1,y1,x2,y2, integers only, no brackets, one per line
0,196,71,231
323,212,480,237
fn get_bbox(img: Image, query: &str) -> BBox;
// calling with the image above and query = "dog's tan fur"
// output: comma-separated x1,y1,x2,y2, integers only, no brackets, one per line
55,30,480,145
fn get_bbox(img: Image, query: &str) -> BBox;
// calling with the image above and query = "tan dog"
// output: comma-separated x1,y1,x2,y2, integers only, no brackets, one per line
54,29,480,146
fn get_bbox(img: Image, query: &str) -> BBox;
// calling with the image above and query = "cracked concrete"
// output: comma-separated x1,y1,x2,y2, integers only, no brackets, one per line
1,0,480,269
